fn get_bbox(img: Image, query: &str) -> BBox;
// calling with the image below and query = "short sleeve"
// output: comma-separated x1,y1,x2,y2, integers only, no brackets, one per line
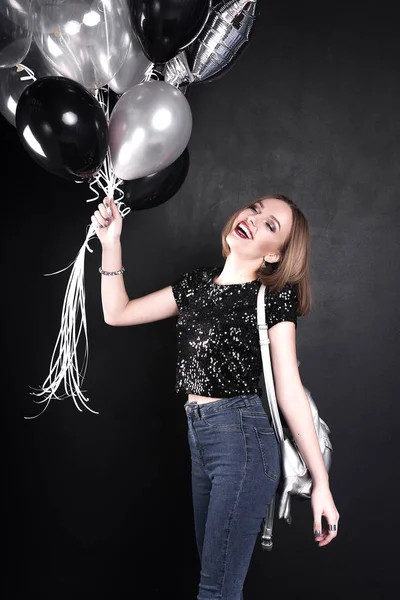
265,284,298,329
171,267,207,312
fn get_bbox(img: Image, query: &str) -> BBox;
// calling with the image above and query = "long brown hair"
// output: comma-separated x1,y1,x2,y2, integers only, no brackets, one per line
221,194,312,316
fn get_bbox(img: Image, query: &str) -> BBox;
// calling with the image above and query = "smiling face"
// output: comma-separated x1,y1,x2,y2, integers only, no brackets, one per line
225,197,294,264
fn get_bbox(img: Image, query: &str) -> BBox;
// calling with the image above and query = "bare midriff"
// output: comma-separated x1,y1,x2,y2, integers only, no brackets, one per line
188,394,222,404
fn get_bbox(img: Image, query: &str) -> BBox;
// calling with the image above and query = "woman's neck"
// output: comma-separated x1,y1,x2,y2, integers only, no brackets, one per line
214,256,260,285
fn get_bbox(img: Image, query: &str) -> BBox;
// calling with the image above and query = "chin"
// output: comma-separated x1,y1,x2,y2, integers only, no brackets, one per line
226,232,249,254
226,230,241,245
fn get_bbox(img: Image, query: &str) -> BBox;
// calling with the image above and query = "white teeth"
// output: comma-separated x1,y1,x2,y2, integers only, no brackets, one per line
237,222,251,239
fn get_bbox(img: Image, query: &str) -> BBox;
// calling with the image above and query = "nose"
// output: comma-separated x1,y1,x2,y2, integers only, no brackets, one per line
247,214,256,226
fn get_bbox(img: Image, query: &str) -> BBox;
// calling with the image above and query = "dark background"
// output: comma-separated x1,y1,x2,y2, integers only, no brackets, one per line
2,0,400,598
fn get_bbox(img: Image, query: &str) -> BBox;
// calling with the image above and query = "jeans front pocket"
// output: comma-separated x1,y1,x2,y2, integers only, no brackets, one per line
254,427,281,482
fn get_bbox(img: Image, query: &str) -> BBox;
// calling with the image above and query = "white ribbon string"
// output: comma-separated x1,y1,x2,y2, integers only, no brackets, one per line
28,224,97,418
16,63,36,82
27,86,130,418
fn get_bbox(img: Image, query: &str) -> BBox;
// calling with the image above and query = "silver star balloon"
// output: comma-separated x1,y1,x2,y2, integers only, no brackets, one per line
164,0,258,86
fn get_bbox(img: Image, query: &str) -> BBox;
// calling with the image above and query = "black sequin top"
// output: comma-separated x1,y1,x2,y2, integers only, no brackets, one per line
171,266,298,398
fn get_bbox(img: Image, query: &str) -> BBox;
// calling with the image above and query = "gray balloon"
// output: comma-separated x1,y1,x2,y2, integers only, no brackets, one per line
0,40,59,126
108,30,152,95
31,0,131,89
109,81,192,181
0,0,32,68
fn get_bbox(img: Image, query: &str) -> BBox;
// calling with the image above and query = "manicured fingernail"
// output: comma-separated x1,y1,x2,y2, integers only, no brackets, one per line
314,530,321,537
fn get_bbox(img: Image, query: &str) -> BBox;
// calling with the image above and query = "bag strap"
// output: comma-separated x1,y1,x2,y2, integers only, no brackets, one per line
257,284,285,443
257,284,286,551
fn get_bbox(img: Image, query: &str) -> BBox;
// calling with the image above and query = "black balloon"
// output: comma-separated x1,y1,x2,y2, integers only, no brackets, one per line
15,76,108,181
130,0,211,64
122,148,190,210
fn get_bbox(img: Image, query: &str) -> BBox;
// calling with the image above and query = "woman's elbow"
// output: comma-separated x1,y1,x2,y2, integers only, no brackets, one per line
103,313,120,326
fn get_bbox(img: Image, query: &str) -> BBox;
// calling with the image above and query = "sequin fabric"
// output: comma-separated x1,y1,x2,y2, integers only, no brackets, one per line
172,266,298,398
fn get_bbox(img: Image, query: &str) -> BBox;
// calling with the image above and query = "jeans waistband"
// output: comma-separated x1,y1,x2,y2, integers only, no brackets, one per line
184,394,261,418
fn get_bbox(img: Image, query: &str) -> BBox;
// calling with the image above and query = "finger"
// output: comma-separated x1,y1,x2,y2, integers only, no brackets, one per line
94,209,108,227
97,202,111,224
103,197,112,217
109,197,122,221
318,518,339,547
91,215,105,232
317,526,338,547
313,516,323,542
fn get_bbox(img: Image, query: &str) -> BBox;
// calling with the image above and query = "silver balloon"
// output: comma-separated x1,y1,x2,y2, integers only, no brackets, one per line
109,81,192,181
31,0,131,89
166,0,257,84
0,0,32,68
108,29,152,95
0,40,59,126
164,50,194,88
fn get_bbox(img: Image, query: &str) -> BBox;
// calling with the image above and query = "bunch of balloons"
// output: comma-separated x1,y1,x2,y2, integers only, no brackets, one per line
1,0,260,416
0,0,258,211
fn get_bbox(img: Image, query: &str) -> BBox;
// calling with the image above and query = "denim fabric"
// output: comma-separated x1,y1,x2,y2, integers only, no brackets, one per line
184,394,280,600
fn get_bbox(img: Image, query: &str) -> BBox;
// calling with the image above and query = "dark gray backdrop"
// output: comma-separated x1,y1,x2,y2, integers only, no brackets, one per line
2,1,399,598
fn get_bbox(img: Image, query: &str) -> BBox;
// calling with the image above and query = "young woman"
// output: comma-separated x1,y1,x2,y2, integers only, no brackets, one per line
92,194,339,600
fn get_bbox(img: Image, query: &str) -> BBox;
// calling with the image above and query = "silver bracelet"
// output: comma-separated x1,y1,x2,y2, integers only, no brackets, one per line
99,266,125,276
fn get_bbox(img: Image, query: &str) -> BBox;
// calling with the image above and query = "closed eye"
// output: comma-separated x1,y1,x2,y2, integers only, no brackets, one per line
250,204,275,231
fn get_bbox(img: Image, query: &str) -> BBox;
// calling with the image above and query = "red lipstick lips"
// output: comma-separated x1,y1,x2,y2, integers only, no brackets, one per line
234,221,252,239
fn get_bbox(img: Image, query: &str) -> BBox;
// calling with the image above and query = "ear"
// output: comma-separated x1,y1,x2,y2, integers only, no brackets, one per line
264,252,280,264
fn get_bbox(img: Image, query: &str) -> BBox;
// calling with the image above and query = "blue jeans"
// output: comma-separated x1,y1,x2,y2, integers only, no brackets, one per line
184,394,280,600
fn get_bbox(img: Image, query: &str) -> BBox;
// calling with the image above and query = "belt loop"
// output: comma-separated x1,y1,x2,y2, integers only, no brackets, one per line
186,402,201,419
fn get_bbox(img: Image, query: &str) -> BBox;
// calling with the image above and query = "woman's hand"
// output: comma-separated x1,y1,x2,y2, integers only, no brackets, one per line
311,483,340,547
91,197,123,245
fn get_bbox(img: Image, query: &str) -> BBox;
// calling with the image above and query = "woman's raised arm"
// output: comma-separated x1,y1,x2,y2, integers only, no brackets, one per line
92,197,179,327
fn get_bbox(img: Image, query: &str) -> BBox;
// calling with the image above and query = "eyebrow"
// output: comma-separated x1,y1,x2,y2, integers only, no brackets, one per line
256,201,281,230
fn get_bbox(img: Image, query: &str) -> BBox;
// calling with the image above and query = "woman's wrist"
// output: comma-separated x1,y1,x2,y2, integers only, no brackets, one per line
312,472,330,489
99,266,125,276
101,238,121,249
101,239,123,272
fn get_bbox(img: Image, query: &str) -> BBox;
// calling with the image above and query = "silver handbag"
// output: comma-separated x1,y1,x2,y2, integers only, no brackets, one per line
256,284,333,550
